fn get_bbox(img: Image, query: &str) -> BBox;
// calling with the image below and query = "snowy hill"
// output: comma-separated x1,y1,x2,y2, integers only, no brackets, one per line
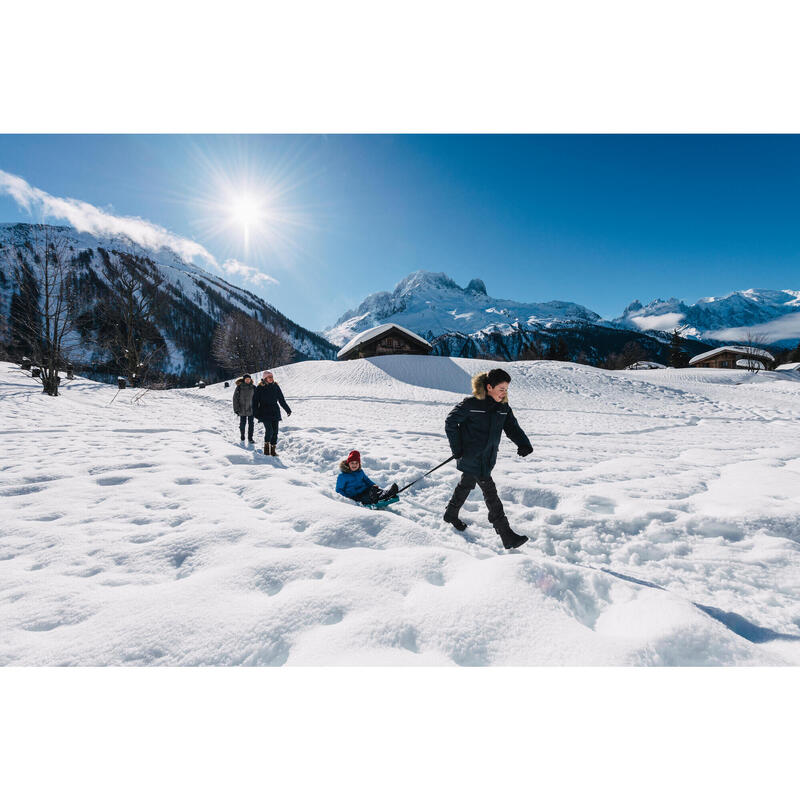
0,223,337,383
616,289,800,344
2,356,800,666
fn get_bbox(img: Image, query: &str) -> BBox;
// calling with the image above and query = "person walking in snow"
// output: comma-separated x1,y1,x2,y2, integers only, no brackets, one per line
444,368,533,549
336,450,399,506
253,371,292,456
232,374,255,443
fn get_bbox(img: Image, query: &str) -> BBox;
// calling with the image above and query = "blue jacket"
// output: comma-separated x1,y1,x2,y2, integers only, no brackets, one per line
336,461,375,499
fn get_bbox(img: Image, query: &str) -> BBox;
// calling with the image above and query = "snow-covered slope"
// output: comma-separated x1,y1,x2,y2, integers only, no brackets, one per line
617,289,800,343
325,271,604,347
0,223,337,381
2,357,799,666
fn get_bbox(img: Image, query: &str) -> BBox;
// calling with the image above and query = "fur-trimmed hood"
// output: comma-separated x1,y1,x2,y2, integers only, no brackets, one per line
340,459,359,473
471,372,508,403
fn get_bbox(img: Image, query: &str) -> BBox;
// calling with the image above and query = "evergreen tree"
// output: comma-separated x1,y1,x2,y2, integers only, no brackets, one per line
669,328,687,368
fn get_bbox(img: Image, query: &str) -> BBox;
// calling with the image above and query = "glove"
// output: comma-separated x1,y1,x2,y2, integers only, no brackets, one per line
517,444,533,457
451,451,462,460
286,410,292,417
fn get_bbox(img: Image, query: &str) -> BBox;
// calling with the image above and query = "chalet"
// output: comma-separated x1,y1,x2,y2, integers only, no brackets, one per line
688,346,775,370
337,324,432,361
776,362,800,372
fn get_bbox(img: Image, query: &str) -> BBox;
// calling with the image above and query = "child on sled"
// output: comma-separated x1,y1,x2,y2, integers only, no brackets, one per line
336,450,398,506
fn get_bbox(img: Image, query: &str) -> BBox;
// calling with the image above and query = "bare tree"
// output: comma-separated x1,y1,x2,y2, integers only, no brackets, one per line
3,225,76,396
741,329,772,372
94,250,166,386
0,312,10,362
212,311,294,375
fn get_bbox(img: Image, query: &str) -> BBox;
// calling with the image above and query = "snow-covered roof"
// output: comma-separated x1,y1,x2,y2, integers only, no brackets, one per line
625,361,667,370
689,346,775,365
735,359,764,369
336,323,431,359
775,362,800,371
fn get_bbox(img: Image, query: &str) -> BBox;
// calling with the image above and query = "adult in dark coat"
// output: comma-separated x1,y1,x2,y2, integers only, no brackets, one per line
253,370,292,456
444,368,533,549
232,374,255,442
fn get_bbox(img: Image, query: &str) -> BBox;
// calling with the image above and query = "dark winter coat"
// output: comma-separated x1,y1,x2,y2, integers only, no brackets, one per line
253,381,292,421
445,372,532,479
335,460,376,499
232,379,255,417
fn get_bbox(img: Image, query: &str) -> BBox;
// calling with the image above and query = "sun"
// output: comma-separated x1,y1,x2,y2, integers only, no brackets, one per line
230,194,262,229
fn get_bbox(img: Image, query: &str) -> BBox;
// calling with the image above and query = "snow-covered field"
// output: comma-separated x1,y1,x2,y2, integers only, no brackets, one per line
2,356,800,666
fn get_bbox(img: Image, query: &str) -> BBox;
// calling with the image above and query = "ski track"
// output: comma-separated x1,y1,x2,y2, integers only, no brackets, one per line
1,357,800,666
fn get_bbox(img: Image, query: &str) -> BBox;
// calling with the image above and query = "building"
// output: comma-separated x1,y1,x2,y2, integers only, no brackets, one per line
688,346,775,370
776,362,800,372
336,323,433,361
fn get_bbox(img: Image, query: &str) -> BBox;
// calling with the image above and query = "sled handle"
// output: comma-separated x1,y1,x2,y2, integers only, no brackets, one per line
396,455,456,495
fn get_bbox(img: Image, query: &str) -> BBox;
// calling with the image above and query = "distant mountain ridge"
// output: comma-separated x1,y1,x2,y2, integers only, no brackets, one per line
0,223,337,383
614,289,800,343
325,271,800,363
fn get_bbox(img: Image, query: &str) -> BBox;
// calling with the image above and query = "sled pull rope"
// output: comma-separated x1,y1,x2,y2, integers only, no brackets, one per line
396,455,455,495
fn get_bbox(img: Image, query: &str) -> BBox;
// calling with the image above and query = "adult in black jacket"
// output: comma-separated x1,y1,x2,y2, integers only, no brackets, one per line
444,368,533,549
253,371,292,456
232,374,255,442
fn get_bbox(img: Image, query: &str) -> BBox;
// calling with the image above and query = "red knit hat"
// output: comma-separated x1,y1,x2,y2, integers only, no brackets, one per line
347,450,361,463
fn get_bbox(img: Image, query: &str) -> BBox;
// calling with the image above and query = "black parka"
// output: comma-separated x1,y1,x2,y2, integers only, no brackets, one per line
253,381,292,421
445,373,532,478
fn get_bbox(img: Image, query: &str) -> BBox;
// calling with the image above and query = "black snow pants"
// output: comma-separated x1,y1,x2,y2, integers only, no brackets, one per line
353,485,383,505
447,472,509,531
262,420,280,445
239,415,254,440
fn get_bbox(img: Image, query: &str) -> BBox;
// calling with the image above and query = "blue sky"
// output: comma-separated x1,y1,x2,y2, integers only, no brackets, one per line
1,134,799,332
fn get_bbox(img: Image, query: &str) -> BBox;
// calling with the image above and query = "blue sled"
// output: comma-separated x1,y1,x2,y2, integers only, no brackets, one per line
366,496,400,510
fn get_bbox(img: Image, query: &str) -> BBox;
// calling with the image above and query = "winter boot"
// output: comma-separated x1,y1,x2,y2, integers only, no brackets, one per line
495,520,528,550
270,443,277,456
443,506,468,532
264,441,271,456
381,483,399,500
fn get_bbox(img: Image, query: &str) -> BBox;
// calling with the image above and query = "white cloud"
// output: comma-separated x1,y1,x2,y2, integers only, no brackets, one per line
707,312,800,343
0,169,216,266
0,169,277,289
630,312,685,331
221,259,278,286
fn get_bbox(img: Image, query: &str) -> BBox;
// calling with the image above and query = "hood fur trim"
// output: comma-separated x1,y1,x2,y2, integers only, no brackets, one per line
471,371,508,403
339,459,359,473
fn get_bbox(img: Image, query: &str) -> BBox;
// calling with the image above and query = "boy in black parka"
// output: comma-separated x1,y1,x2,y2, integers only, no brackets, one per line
444,368,533,549
253,371,292,456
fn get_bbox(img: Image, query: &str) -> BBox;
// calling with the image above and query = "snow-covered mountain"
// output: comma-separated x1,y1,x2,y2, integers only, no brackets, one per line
323,270,705,363
0,223,337,382
325,271,603,347
616,289,800,344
